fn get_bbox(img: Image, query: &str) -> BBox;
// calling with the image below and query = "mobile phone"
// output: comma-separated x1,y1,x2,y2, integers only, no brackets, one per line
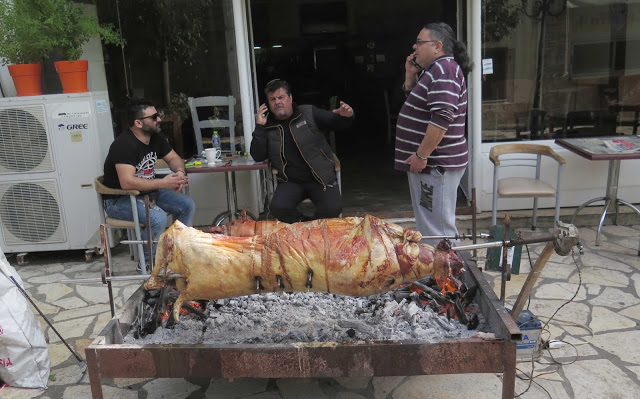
411,57,422,70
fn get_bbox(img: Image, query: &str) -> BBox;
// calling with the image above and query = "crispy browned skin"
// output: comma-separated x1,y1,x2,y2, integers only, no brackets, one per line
208,211,286,236
146,215,462,322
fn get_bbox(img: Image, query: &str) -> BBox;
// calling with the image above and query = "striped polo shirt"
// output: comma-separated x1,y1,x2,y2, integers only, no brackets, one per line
394,55,468,173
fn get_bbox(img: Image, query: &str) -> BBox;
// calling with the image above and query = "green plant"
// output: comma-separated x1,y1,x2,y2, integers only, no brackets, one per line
0,0,125,65
0,0,55,64
41,0,125,61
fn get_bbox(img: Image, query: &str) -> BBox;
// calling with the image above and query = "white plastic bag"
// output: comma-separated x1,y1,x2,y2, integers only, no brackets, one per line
0,249,50,388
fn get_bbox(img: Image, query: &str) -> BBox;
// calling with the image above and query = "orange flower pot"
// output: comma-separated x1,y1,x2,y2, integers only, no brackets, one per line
7,63,42,96
54,60,89,93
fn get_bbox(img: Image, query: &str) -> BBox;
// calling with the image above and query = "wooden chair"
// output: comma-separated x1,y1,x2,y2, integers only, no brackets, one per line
94,176,146,271
188,95,237,156
490,144,565,230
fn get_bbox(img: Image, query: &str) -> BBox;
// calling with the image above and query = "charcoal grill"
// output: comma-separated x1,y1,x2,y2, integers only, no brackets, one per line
86,253,520,399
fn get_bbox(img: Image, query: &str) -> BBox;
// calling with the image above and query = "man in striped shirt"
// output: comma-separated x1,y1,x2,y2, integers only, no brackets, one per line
394,22,472,244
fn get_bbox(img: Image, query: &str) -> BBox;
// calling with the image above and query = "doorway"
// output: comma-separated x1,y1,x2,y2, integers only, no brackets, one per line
250,0,458,217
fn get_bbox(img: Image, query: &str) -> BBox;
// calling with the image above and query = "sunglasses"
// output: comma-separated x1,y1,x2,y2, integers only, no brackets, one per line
137,112,161,121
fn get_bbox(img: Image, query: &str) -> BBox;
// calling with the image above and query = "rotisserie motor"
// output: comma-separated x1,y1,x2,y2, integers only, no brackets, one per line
146,215,464,321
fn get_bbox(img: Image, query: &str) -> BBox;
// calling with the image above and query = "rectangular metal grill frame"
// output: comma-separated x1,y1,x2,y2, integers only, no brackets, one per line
86,254,521,399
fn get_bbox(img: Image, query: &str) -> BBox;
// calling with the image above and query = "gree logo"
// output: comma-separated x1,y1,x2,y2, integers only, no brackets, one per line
66,124,88,130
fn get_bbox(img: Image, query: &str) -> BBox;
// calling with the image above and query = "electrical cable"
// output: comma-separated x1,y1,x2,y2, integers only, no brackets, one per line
515,245,583,397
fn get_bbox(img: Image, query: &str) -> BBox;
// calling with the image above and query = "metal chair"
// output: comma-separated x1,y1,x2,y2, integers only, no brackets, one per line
490,144,565,230
94,176,145,270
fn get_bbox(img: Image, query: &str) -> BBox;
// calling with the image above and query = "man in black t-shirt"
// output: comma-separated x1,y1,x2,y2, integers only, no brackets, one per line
103,99,195,273
250,79,354,223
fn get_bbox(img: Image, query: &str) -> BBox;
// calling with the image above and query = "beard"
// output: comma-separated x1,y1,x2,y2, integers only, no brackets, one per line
141,121,161,135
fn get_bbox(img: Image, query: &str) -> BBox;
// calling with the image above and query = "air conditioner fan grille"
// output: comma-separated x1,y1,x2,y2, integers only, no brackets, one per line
0,106,52,173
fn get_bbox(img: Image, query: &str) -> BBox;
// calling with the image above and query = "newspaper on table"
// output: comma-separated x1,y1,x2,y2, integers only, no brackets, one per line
602,138,640,153
0,249,50,389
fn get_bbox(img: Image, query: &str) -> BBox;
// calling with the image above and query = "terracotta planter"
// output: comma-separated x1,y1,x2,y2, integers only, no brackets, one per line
7,63,42,96
54,60,89,93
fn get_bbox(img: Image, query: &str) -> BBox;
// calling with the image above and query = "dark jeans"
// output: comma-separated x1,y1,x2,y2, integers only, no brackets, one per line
269,180,342,223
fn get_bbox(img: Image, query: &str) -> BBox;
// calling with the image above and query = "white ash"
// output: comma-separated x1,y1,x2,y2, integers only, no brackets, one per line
125,291,483,345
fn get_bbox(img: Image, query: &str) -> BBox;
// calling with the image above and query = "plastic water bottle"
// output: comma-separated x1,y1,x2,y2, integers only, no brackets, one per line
212,130,221,151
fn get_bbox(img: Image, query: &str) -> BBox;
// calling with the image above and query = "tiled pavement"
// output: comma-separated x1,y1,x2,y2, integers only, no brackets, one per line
2,218,640,398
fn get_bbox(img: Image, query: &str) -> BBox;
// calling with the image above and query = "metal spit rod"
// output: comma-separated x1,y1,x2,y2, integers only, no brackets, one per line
61,274,184,284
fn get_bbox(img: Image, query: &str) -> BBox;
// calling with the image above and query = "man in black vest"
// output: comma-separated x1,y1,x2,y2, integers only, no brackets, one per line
250,79,354,223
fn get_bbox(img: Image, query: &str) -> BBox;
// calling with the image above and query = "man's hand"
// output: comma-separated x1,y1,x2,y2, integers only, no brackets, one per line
403,153,428,173
403,54,420,91
163,172,189,192
256,103,269,125
332,101,354,117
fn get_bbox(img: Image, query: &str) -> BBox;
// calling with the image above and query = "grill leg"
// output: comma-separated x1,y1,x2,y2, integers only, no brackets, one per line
86,350,103,399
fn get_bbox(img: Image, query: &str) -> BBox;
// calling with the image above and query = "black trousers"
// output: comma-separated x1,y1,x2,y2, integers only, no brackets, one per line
269,180,342,223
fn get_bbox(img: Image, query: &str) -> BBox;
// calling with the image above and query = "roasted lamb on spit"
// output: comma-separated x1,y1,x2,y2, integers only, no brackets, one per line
146,215,464,322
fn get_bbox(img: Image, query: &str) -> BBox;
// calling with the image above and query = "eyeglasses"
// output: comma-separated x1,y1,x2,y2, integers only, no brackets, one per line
415,38,438,46
137,112,161,121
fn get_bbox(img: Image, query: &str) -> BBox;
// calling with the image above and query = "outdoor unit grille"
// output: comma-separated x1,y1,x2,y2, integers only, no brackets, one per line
0,105,54,175
0,180,66,245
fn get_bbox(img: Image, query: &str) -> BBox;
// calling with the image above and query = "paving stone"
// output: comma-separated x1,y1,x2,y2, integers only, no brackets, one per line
372,376,405,399
528,300,591,326
15,267,47,279
534,282,587,301
43,264,65,274
36,283,73,302
141,378,199,398
392,374,502,399
64,264,96,274
580,253,634,273
48,364,88,386
28,297,61,316
53,304,108,322
48,343,72,367
585,283,602,296
28,273,68,284
579,267,629,287
591,330,640,364
333,377,370,390
74,338,93,359
336,393,368,399
626,365,640,380
242,392,282,399
91,311,114,338
52,297,88,310
63,384,137,399
632,274,640,298
113,378,151,388
589,306,637,333
122,284,142,302
539,262,573,280
47,316,94,343
619,303,640,320
565,359,640,398
204,378,269,399
71,272,102,279
277,378,327,399
76,284,110,304
590,287,640,309
0,387,47,398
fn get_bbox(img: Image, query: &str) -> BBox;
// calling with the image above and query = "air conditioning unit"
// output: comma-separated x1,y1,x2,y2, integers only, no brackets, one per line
0,92,114,254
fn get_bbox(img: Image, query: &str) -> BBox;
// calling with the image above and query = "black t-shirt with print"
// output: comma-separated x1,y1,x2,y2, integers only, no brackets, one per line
103,129,172,198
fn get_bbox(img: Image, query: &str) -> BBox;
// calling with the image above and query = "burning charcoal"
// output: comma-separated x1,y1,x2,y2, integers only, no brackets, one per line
346,328,356,338
434,317,455,332
467,314,480,330
428,300,442,314
453,299,469,325
446,307,453,320
412,281,453,305
461,285,478,309
406,302,420,318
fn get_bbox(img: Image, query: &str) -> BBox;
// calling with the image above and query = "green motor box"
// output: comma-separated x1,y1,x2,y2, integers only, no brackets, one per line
487,224,522,274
